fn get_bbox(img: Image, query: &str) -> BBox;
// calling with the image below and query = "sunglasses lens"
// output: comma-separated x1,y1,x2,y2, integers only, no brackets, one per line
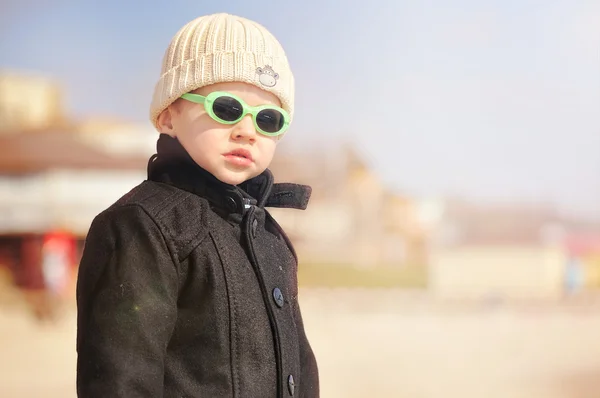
212,96,243,122
256,109,285,133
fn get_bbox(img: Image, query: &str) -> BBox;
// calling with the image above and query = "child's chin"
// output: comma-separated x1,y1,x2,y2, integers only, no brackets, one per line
214,170,252,186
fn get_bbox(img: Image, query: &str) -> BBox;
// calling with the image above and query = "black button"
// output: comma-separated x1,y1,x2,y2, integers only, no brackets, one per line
287,374,295,396
252,218,258,237
225,196,238,212
273,287,284,308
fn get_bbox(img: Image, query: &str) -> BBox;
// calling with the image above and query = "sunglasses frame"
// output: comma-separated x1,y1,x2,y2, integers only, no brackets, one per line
180,91,290,137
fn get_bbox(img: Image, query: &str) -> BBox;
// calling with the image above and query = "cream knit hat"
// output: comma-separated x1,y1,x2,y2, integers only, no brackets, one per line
150,13,294,131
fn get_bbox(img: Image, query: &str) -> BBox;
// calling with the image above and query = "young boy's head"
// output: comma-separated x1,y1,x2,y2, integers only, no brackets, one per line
149,13,294,185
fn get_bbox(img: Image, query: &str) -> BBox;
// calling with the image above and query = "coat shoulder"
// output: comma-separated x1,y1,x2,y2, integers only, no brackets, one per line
101,180,212,261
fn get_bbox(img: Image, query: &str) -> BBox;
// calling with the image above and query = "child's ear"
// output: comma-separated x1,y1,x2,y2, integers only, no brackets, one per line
156,107,176,137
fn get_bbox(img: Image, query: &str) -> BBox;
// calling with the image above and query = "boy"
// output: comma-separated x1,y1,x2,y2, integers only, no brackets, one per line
76,13,320,398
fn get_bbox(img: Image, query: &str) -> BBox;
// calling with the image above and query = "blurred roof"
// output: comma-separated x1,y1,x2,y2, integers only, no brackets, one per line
0,129,150,174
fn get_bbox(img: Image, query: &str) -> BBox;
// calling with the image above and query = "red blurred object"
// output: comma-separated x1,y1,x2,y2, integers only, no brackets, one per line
564,234,600,257
41,229,76,295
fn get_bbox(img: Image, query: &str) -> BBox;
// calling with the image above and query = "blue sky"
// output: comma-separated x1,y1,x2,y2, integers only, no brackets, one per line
2,0,599,220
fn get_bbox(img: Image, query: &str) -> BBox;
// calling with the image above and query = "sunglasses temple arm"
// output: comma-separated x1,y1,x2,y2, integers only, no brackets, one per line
181,93,206,104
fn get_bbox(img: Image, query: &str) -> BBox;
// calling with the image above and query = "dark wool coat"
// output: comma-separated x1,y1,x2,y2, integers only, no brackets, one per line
76,135,320,398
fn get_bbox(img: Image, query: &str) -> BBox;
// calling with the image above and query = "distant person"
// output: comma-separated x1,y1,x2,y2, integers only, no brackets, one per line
75,13,319,397
564,256,584,296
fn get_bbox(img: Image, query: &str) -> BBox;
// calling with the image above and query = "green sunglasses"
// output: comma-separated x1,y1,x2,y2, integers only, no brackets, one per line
180,91,290,137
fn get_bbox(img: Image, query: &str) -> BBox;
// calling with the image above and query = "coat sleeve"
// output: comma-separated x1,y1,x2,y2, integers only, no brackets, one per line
76,204,179,398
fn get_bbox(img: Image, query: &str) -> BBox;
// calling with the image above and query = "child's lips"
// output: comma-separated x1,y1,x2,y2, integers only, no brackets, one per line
223,149,254,167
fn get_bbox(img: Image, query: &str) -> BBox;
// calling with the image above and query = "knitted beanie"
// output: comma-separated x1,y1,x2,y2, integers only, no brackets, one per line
149,13,294,131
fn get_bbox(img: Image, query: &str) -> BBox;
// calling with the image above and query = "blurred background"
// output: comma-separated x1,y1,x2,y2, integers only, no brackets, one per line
1,1,600,397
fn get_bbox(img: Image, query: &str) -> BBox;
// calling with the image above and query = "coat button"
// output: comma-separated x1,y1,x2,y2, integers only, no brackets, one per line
273,287,284,308
225,196,238,212
252,218,258,237
287,374,295,395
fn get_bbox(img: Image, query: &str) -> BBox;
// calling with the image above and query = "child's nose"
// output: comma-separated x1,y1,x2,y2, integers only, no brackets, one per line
231,115,257,141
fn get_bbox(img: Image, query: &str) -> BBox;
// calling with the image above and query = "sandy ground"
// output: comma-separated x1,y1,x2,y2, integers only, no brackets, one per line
2,288,600,398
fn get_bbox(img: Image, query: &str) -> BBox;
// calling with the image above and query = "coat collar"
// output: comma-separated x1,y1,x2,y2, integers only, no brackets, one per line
147,135,311,215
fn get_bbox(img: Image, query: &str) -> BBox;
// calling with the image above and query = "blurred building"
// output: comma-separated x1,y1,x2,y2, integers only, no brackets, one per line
269,145,430,268
0,70,65,132
0,70,154,293
428,199,600,299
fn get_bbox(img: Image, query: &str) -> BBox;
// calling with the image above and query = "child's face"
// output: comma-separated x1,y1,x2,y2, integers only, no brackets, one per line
160,82,281,186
